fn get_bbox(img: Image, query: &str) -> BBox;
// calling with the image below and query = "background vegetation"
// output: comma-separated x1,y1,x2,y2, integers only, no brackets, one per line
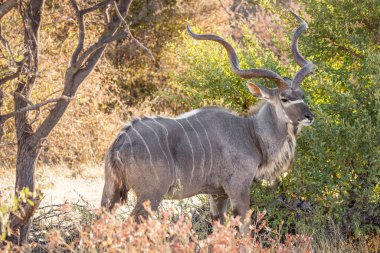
0,0,379,251
165,0,380,239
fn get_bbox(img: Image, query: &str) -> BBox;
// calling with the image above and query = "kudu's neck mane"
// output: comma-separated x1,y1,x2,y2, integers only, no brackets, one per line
248,101,297,181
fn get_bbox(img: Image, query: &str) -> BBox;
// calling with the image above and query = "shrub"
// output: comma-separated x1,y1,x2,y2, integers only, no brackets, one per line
1,202,313,252
165,4,379,238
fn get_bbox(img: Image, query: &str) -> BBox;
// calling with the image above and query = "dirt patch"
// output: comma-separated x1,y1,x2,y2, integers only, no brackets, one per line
0,165,205,213
0,165,104,207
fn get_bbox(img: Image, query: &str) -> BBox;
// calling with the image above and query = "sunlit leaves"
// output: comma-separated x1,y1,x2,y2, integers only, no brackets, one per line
167,1,379,237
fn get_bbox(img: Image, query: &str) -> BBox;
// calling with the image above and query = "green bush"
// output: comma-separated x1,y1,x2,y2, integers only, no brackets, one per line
166,3,379,237
168,29,294,112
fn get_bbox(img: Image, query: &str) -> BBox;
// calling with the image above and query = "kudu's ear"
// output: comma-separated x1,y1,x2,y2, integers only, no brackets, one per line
247,82,272,100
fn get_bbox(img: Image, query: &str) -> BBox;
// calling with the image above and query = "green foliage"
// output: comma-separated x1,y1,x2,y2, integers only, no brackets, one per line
167,2,379,237
168,29,294,112
0,187,42,241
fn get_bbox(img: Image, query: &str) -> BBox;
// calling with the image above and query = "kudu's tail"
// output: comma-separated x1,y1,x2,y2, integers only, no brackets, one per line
101,132,129,209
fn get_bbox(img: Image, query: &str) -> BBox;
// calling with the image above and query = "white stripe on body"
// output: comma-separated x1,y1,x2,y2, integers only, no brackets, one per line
195,114,213,175
131,125,159,181
186,118,206,178
172,119,195,184
149,117,178,181
139,120,171,178
113,132,126,166
124,130,135,163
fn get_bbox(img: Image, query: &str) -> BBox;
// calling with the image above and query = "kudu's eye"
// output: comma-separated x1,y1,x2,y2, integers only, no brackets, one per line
281,98,289,103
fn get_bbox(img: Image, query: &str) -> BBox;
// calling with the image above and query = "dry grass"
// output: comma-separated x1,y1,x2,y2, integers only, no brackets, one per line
3,199,376,252
2,202,314,252
1,166,378,252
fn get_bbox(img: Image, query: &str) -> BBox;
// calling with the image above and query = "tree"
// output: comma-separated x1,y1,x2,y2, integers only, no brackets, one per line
0,0,149,244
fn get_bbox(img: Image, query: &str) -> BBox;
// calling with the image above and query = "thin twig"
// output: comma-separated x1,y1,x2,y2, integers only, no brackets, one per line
13,91,34,105
0,27,17,66
0,0,18,20
104,3,111,24
0,57,25,86
218,0,232,17
0,95,73,122
0,70,20,86
113,0,155,60
73,30,130,70
69,0,85,67
0,141,16,146
80,0,110,15
40,88,64,101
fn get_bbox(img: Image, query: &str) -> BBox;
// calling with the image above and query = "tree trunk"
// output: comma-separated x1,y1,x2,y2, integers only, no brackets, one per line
15,139,40,192
0,89,4,141
9,138,41,244
9,0,44,244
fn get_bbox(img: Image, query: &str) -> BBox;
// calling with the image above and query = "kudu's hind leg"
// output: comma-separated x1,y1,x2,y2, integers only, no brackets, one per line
131,192,164,222
209,194,228,224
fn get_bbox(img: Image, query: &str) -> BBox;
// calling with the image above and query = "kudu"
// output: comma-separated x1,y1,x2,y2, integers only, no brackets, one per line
101,11,315,222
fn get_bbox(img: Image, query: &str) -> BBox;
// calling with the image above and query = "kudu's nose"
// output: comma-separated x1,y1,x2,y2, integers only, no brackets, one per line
304,113,314,121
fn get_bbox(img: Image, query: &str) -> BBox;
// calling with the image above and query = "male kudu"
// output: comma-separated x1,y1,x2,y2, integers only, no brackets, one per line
101,11,315,223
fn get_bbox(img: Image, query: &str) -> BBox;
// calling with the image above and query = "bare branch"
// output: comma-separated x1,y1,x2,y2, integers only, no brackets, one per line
70,0,137,71
69,0,85,67
72,45,107,88
104,3,111,24
107,0,132,32
0,33,26,86
0,69,21,86
71,29,130,82
218,0,232,17
113,0,154,60
0,141,16,146
80,0,110,15
0,0,18,20
69,0,112,67
0,25,17,66
72,30,130,71
0,95,73,122
33,0,136,143
13,91,34,105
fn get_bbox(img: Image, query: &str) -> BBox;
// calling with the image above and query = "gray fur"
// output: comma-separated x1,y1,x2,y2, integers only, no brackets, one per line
101,91,314,221
101,12,315,222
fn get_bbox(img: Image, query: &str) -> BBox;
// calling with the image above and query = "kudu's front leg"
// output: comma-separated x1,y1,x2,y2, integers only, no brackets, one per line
224,179,252,236
209,194,229,224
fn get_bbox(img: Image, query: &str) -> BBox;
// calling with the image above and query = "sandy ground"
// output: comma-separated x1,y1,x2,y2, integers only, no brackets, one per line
0,165,104,207
0,165,205,213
